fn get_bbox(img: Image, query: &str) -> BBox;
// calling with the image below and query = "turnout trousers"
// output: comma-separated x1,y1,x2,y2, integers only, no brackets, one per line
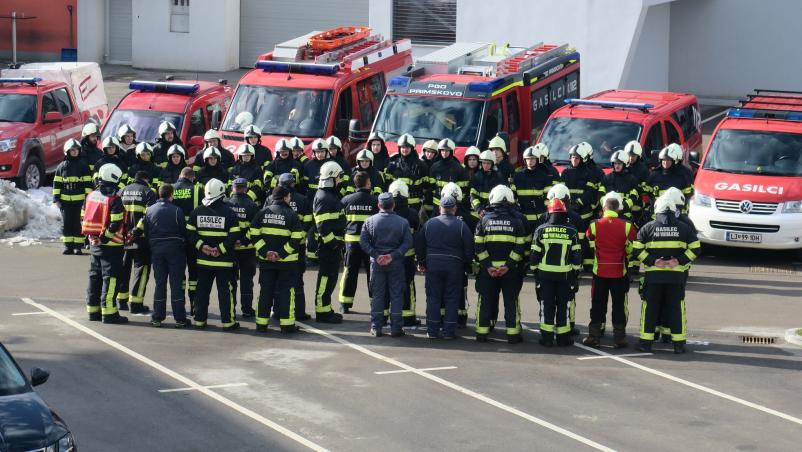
475,268,522,337
193,267,235,327
314,246,341,314
87,246,124,317
60,202,84,249
231,249,257,314
184,242,198,313
639,282,686,344
539,278,572,341
257,264,296,327
589,275,629,329
119,247,150,307
339,243,370,308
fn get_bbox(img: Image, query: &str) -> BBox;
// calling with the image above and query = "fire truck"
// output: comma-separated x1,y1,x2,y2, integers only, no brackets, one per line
689,90,802,257
219,27,412,158
369,41,579,163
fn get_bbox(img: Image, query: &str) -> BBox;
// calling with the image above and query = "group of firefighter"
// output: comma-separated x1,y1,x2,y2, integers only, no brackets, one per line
52,118,699,352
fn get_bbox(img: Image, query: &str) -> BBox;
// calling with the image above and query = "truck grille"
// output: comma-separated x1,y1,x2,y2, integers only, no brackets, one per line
709,221,780,233
715,199,778,215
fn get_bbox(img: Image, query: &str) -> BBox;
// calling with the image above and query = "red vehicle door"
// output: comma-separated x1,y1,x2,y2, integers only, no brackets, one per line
503,91,521,165
37,91,65,169
50,87,83,169
185,105,209,159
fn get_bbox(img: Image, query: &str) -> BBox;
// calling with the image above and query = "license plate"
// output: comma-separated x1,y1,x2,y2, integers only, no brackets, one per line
726,231,762,243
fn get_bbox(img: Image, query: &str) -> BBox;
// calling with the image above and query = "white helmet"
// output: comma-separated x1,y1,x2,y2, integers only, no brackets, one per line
135,142,153,157
488,135,507,152
203,147,221,161
204,129,221,142
663,186,686,206
167,144,186,158
610,150,628,165
421,139,438,153
243,124,261,138
158,121,177,136
325,135,342,150
463,146,481,160
547,183,571,201
203,178,226,205
235,111,254,128
398,133,416,148
290,136,304,150
601,191,624,210
116,124,136,140
388,180,409,198
522,146,538,160
488,185,514,204
275,138,292,154
319,161,343,181
63,138,81,154
441,181,463,202
666,143,684,162
237,143,255,157
532,142,550,159
101,136,120,150
98,163,122,184
311,138,329,155
82,122,99,137
654,195,678,214
356,149,374,163
479,150,496,162
438,138,456,152
624,140,642,158
568,142,592,161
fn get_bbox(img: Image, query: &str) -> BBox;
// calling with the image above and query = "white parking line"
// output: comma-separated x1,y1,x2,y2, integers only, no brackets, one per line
577,353,652,360
158,382,249,393
701,109,728,124
21,298,329,452
298,322,615,452
11,311,49,316
375,366,457,375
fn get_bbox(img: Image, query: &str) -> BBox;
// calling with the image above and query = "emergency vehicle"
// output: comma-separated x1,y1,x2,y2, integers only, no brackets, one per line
689,90,802,256
219,27,412,158
538,90,702,172
371,41,579,163
101,79,233,161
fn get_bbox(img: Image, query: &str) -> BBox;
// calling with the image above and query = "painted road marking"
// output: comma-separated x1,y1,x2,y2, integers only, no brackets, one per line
11,311,49,316
22,298,329,452
298,322,615,452
159,382,249,393
701,109,727,124
577,353,652,360
375,366,457,375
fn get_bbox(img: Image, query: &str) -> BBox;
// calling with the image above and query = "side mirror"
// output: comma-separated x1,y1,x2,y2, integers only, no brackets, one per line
689,150,700,166
189,135,204,148
348,118,369,142
30,367,50,386
43,111,62,123
210,110,222,129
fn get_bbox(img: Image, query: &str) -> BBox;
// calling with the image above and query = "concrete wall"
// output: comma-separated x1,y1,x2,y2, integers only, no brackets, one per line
131,0,240,71
621,2,671,91
77,0,105,63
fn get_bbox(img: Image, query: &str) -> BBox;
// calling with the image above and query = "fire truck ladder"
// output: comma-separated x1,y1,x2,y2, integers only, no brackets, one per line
495,43,570,76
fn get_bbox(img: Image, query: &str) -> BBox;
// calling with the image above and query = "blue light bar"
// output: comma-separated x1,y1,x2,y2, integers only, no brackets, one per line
727,107,802,121
254,60,339,76
0,77,42,85
467,77,508,93
389,76,411,88
564,99,654,111
129,80,199,94
726,108,754,118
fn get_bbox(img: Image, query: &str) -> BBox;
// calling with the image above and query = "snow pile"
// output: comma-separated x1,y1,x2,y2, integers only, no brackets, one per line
0,180,62,247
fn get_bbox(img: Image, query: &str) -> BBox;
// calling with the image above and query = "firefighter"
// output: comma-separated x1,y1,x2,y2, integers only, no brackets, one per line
161,144,188,185
469,150,505,222
631,196,700,354
648,144,693,214
601,150,639,219
538,141,562,180
488,135,514,183
54,138,92,255
624,140,651,223
187,178,241,330
230,144,264,204
243,124,272,169
353,149,386,194
290,137,309,166
429,138,468,212
474,185,527,343
303,138,331,201
117,170,157,313
512,144,559,236
360,192,413,337
94,136,128,186
385,134,428,212
561,142,600,269
326,136,352,194
200,129,235,170
366,132,390,172
585,145,607,196
419,139,440,215
264,138,303,191
530,198,583,346
275,173,313,321
79,122,103,171
128,143,163,187
388,180,422,327
196,147,230,186
171,167,203,314
438,182,472,325
462,146,481,183
117,124,138,167
312,161,346,323
226,178,259,318
82,163,128,324
338,172,378,313
582,193,638,348
152,121,182,168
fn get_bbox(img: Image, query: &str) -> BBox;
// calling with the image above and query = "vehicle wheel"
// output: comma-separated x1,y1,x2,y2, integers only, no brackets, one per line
17,156,44,190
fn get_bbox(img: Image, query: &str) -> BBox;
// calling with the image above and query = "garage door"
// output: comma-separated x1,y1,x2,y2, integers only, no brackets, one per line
239,0,369,67
108,0,132,64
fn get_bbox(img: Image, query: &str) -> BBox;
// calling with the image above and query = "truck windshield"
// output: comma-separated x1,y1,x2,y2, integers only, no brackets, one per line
102,110,184,143
222,85,332,138
539,117,642,166
372,95,483,146
703,129,802,176
0,94,37,123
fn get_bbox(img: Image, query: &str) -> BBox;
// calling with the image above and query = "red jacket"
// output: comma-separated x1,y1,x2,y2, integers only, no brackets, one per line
586,211,637,278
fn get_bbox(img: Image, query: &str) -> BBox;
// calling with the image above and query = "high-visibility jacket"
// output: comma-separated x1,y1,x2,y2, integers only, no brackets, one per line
264,157,303,190
630,213,700,284
250,201,305,266
128,159,163,188
152,136,183,168
119,179,157,236
560,163,600,221
511,164,559,226
341,189,378,243
225,193,259,250
429,156,468,208
474,204,527,269
313,187,345,250
230,161,264,202
601,171,639,216
187,199,240,268
172,177,203,221
586,210,638,278
53,155,92,203
530,216,582,280
351,166,386,195
469,169,505,214
384,153,428,208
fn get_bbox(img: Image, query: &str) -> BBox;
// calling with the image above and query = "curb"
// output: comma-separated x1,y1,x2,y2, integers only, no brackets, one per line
784,328,802,348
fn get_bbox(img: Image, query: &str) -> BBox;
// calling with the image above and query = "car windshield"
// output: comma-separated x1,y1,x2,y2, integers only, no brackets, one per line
0,94,37,123
372,95,484,146
102,110,184,143
222,85,332,138
703,128,802,176
539,117,643,166
0,347,28,396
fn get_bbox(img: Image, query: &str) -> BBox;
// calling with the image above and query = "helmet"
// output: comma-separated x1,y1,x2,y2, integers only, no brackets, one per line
441,181,463,202
610,150,628,165
311,138,328,154
325,135,342,149
421,139,438,154
290,136,304,150
548,198,568,214
63,138,81,154
203,129,221,142
488,135,507,152
82,122,99,137
116,124,136,140
356,149,374,163
237,143,255,157
157,121,177,136
463,146,481,159
319,161,343,180
235,111,254,128
398,133,416,148
522,146,537,160
167,144,186,158
488,185,514,205
135,142,153,157
479,150,495,162
203,146,221,161
601,191,624,210
101,136,120,150
388,180,409,198
547,183,571,201
624,140,642,158
367,132,384,145
275,138,292,154
666,143,684,162
203,178,226,205
654,195,677,214
98,163,123,184
532,142,550,159
243,124,262,138
663,186,686,206
568,142,592,161
438,138,455,152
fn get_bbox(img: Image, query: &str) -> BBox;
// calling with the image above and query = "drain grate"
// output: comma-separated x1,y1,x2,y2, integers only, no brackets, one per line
741,335,776,345
749,265,796,274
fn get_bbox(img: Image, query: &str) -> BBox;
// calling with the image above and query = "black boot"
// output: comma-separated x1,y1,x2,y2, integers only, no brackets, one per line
88,312,101,322
130,304,150,314
222,322,240,332
637,339,653,352
403,316,421,327
673,341,686,354
102,313,129,324
613,324,628,349
62,247,72,255
476,333,488,343
72,247,83,256
507,334,523,344
556,333,574,347
457,314,468,328
582,323,602,348
297,313,311,321
341,304,351,314
241,308,255,318
538,331,554,347
315,312,343,324
280,325,300,334
256,324,269,333
118,300,129,311
570,322,580,336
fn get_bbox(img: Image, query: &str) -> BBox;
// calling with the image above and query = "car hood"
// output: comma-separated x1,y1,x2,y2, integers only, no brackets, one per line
0,122,33,141
0,392,67,452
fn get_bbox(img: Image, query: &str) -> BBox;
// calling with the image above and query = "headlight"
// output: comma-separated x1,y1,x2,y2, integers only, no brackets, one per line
45,432,75,452
692,191,712,207
0,138,18,152
782,200,802,213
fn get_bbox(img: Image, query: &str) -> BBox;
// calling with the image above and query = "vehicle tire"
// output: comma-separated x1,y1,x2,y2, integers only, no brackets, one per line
17,156,44,190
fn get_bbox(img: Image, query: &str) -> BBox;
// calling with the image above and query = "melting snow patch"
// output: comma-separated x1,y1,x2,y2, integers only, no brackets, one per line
0,180,62,247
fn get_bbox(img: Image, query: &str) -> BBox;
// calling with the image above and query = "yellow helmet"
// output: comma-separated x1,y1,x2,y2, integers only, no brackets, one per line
488,135,507,152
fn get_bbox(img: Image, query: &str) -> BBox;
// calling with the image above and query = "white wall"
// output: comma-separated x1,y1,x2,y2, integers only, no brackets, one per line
131,0,239,71
77,0,105,63
621,2,670,91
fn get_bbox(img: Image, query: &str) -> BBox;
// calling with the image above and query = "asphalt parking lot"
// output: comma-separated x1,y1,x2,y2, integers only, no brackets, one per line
2,243,801,451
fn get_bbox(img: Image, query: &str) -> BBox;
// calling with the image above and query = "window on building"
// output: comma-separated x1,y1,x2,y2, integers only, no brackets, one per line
392,0,456,45
170,0,190,33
